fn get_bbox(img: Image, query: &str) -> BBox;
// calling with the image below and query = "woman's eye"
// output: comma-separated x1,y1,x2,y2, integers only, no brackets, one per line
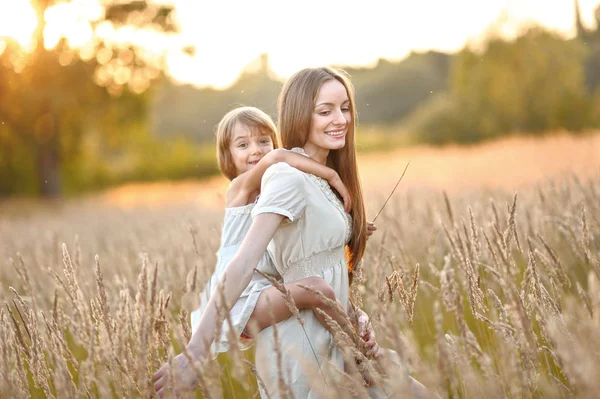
319,111,330,116
342,107,350,112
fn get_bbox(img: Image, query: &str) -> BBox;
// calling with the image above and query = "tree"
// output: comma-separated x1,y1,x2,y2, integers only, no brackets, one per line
575,2,600,95
0,0,192,197
407,27,592,144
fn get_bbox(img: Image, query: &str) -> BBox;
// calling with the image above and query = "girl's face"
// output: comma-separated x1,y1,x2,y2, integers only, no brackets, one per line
229,123,275,176
304,79,351,163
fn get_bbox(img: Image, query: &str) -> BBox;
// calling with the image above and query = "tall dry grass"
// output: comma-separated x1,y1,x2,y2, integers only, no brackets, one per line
1,150,599,397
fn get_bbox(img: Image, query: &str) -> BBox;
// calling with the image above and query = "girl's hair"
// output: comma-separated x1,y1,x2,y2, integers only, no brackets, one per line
215,106,279,181
277,67,366,273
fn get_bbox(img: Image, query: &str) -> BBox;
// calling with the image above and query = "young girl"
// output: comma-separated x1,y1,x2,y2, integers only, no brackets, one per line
190,106,377,356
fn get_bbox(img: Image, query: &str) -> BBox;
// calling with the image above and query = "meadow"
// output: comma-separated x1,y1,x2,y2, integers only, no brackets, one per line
0,132,599,398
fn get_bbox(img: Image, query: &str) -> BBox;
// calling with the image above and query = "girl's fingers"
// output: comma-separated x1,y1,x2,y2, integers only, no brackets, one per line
343,195,352,212
154,375,167,393
152,365,166,382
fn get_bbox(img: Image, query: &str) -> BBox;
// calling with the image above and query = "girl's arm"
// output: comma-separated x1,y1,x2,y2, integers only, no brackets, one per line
231,149,351,212
152,213,284,396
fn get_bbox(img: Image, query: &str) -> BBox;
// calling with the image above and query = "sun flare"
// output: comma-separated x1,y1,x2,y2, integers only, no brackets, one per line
0,0,37,48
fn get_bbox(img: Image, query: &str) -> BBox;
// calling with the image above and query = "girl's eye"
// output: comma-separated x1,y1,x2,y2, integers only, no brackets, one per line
319,110,330,116
238,143,247,148
342,107,350,112
260,139,271,144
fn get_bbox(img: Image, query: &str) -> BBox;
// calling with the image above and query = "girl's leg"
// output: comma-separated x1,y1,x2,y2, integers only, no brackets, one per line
246,276,348,336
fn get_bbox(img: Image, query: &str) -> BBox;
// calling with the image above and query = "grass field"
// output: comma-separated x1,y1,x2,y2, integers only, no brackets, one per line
0,132,599,397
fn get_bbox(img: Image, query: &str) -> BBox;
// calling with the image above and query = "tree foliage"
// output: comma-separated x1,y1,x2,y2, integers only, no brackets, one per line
408,27,597,144
0,0,190,197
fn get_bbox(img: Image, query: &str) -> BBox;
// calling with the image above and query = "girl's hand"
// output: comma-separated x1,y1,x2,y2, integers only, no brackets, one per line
153,350,201,397
366,222,377,240
328,172,352,213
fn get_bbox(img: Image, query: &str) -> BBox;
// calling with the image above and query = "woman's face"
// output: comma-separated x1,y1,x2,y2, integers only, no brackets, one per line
229,123,275,176
304,79,351,161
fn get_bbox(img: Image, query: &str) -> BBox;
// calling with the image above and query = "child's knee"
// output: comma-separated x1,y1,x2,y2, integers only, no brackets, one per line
303,276,336,303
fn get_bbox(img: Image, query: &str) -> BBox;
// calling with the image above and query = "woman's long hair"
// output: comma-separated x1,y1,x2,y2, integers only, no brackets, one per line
277,67,367,273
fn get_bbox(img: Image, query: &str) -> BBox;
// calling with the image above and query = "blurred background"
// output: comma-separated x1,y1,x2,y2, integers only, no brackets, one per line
0,0,599,203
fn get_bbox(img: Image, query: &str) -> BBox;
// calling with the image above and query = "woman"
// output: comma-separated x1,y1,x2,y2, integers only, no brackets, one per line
153,67,373,397
252,67,367,397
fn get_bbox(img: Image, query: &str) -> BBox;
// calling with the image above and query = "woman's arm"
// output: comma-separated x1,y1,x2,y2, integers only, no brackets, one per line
152,212,284,396
230,149,351,212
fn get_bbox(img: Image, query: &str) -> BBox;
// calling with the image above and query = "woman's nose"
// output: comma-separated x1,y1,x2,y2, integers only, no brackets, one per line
333,109,347,125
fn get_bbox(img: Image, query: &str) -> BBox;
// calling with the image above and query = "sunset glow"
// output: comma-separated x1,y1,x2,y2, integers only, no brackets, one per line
1,0,599,88
0,0,37,49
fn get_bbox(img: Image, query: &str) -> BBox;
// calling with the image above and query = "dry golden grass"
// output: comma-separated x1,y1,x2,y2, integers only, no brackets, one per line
1,132,599,397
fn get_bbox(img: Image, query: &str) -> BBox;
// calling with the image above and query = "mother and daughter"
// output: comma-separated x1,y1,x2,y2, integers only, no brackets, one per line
153,67,423,398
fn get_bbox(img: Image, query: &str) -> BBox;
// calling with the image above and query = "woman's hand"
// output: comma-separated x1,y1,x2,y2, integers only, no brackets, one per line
355,307,381,359
328,172,352,213
363,329,381,359
353,307,382,387
366,222,377,240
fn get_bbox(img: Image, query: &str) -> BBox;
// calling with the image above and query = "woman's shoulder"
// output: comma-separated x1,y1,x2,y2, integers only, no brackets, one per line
263,147,309,178
263,161,307,183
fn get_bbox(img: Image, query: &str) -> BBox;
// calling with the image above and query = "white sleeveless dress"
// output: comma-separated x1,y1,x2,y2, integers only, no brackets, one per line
190,201,281,355
251,151,353,398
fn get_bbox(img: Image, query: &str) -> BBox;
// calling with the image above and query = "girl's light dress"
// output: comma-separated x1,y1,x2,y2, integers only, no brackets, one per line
251,148,353,398
190,200,281,355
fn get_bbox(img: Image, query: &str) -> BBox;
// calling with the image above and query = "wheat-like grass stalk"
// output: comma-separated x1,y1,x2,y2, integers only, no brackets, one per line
5,301,30,358
244,359,272,399
372,161,410,223
443,191,454,226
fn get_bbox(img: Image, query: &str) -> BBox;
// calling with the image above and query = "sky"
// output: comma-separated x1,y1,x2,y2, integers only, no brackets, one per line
1,0,599,89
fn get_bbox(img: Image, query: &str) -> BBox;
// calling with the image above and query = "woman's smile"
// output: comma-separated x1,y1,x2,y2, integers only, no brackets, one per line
325,128,346,138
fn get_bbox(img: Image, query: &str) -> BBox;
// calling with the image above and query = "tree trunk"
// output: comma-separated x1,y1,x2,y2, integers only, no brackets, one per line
0,144,15,197
37,131,61,198
33,0,61,198
36,99,61,198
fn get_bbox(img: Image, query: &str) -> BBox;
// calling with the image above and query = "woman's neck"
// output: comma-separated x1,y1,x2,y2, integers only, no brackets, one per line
302,143,329,165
